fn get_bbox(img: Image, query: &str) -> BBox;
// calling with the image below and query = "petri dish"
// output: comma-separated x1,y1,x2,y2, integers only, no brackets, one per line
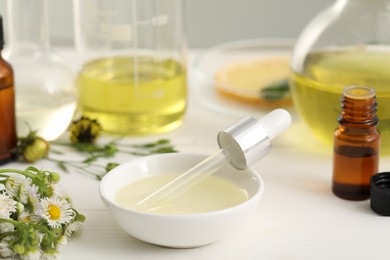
192,38,295,118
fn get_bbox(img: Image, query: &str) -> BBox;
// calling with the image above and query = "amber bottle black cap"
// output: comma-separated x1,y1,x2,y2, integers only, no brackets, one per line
0,16,4,48
370,172,390,216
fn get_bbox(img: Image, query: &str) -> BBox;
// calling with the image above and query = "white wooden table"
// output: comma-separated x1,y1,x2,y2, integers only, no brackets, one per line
6,51,390,260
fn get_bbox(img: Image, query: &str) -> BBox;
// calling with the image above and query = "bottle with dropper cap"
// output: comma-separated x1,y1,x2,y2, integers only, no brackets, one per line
332,85,380,200
0,15,17,165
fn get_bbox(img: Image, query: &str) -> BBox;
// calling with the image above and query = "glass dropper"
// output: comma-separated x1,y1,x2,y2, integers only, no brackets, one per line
136,109,292,211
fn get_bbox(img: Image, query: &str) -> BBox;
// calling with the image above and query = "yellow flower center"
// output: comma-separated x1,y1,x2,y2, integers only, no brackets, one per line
21,215,31,222
48,204,61,220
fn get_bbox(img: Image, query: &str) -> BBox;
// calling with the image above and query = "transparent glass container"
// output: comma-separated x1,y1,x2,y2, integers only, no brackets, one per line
73,0,187,135
3,0,76,141
290,0,390,154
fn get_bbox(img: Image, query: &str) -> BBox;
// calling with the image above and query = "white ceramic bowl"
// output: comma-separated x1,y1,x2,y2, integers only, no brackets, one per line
100,153,264,248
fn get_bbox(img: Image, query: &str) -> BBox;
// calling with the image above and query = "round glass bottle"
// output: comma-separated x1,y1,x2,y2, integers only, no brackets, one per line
290,0,390,154
4,0,76,141
73,0,187,135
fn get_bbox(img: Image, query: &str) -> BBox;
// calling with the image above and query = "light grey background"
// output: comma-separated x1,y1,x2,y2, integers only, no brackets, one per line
0,0,334,47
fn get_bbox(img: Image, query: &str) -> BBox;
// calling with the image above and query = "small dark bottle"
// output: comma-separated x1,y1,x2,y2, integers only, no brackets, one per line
0,16,17,165
332,86,380,200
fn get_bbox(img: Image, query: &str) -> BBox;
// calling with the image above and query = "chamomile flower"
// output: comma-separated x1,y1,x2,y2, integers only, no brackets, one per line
56,236,68,250
40,197,75,228
0,237,15,258
5,174,31,203
0,192,17,219
5,174,25,197
50,183,69,200
42,249,59,260
26,184,42,216
65,221,83,238
18,210,38,223
0,222,14,233
20,247,42,260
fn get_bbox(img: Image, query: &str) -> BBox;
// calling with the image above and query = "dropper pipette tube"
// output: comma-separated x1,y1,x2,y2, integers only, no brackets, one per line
136,109,291,211
136,149,229,210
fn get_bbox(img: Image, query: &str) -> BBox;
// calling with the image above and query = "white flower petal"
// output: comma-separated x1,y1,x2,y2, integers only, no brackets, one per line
0,193,17,219
0,223,14,233
57,236,68,250
20,248,42,260
50,183,69,200
26,185,43,216
65,221,83,238
0,238,15,258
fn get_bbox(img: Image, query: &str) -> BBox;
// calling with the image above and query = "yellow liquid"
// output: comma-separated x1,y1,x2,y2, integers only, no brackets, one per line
77,56,187,135
290,48,390,154
115,174,249,214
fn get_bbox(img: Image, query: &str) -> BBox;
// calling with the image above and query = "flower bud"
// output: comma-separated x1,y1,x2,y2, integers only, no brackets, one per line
12,243,25,254
22,137,49,163
28,230,39,247
75,213,86,222
69,116,102,144
49,172,61,184
16,202,24,214
40,236,52,250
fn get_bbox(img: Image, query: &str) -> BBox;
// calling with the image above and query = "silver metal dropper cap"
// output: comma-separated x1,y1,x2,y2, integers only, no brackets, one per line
217,109,291,170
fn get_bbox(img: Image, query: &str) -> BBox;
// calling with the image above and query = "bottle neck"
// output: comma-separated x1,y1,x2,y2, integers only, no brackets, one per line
338,94,378,127
6,0,50,54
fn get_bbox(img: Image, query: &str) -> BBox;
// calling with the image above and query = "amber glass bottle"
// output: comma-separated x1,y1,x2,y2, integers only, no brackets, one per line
332,86,380,200
0,16,17,165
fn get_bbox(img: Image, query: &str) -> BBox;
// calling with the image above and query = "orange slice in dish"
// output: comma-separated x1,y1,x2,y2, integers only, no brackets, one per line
215,56,291,107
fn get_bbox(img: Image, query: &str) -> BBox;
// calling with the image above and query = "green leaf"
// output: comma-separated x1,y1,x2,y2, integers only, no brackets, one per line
260,79,290,101
57,161,68,172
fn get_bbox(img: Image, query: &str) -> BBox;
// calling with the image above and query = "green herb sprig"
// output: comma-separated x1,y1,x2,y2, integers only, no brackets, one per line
49,139,177,180
16,116,178,180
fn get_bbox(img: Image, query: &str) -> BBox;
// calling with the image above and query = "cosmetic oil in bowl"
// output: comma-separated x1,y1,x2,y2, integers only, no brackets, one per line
115,174,248,214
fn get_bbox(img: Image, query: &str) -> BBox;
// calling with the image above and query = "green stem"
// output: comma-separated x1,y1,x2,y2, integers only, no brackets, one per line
31,223,56,240
0,169,36,180
45,157,105,180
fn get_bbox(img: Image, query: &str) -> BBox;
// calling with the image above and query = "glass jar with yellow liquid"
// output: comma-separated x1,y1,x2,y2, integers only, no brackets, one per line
73,0,187,135
290,0,390,154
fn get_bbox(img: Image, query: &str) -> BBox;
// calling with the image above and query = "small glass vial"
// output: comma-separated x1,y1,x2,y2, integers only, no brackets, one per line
332,86,380,200
0,15,17,165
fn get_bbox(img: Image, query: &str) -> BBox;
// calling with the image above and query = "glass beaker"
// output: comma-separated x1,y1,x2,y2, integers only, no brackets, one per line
3,0,76,141
73,0,187,135
290,0,390,154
